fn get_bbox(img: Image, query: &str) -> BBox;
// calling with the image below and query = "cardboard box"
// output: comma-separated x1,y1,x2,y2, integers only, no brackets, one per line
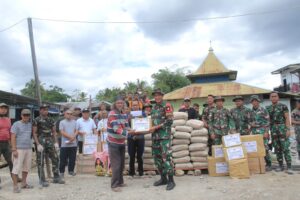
212,145,225,158
248,157,266,174
223,145,247,162
241,135,266,158
228,158,250,179
222,133,242,148
208,157,229,177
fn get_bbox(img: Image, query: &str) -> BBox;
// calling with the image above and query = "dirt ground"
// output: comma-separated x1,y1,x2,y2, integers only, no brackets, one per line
1,168,300,200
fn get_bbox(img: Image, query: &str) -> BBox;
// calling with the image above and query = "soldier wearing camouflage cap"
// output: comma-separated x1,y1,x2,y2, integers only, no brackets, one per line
33,104,65,187
150,88,175,191
208,96,235,145
250,95,272,171
230,96,252,135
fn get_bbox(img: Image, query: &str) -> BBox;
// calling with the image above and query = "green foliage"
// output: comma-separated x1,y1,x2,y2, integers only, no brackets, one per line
20,79,70,103
151,67,191,93
96,87,123,102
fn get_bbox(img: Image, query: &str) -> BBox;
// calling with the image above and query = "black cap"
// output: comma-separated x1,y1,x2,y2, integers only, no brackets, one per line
40,104,49,109
152,88,164,96
82,108,90,113
214,96,225,102
232,95,244,102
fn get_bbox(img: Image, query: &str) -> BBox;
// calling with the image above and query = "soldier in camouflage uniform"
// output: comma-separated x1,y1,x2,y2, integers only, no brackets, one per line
230,96,252,135
33,104,65,187
291,99,300,160
208,96,235,145
150,88,175,191
202,95,215,156
266,92,293,174
249,95,272,171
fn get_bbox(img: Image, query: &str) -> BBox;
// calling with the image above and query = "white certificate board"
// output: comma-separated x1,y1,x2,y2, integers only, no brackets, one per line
131,117,152,133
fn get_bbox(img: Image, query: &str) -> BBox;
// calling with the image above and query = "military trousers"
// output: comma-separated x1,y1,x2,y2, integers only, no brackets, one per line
152,139,174,176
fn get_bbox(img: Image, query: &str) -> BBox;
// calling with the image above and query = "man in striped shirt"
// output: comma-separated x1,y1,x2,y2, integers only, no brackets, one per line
107,96,135,192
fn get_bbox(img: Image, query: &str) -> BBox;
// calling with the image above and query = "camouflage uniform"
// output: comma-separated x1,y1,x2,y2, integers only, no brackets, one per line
291,108,300,153
202,105,215,155
208,107,235,145
151,101,174,176
230,106,251,135
266,103,292,167
250,106,272,166
33,116,60,181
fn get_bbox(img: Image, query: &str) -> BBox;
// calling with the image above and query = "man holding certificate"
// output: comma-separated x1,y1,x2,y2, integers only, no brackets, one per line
149,88,176,191
127,100,146,177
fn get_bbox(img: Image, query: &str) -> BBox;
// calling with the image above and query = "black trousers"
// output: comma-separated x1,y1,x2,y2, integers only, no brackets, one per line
0,141,13,172
108,142,125,188
128,137,145,176
78,141,83,154
59,147,77,173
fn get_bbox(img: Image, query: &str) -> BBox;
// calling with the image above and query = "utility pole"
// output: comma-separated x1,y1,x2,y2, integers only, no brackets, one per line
27,17,42,106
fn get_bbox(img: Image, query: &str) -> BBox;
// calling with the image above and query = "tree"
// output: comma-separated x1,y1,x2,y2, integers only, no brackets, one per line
20,79,70,103
123,79,153,95
96,87,123,102
151,67,191,94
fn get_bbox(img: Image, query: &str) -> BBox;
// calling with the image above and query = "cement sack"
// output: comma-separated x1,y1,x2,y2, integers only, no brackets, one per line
145,140,152,147
174,112,188,120
172,150,189,158
191,137,208,144
173,156,191,163
172,144,189,152
186,120,204,130
175,126,193,133
174,132,191,139
143,158,155,165
144,134,152,140
172,119,186,127
143,153,153,159
191,157,208,162
175,170,185,176
189,143,207,152
172,139,190,145
143,164,156,170
191,129,208,137
175,162,193,169
190,150,208,157
171,128,176,134
192,162,208,168
144,147,152,153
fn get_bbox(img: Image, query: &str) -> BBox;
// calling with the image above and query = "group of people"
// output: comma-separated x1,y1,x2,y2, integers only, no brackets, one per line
1,89,299,193
195,92,299,175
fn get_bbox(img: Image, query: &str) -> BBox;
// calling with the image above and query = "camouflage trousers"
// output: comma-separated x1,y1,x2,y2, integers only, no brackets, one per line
252,133,272,166
295,127,300,152
152,139,174,176
212,129,228,145
271,125,292,166
37,137,59,181
207,129,213,156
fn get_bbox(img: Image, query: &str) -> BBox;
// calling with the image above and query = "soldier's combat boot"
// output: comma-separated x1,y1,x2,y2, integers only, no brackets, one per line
275,162,284,172
153,175,167,186
53,176,65,184
166,175,176,191
286,164,294,175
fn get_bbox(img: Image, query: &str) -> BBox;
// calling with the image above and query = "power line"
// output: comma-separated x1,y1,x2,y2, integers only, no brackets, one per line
1,4,300,32
32,4,300,24
0,18,26,33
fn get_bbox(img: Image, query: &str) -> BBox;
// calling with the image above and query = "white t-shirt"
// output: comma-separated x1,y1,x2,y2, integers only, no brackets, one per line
97,118,108,151
76,117,96,141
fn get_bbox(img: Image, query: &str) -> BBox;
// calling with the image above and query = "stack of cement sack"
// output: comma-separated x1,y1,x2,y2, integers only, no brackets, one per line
187,119,209,169
143,133,156,171
172,112,208,171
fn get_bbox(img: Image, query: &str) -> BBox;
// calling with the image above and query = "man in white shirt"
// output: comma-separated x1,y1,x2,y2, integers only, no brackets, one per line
75,108,97,154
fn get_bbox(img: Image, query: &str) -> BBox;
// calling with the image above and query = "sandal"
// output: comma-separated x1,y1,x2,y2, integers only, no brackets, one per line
21,184,34,189
13,186,21,193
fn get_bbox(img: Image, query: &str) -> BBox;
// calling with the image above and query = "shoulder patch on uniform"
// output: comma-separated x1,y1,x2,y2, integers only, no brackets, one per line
165,102,173,113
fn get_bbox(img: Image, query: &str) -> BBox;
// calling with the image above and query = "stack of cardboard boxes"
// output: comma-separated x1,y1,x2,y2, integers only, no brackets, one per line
208,133,266,178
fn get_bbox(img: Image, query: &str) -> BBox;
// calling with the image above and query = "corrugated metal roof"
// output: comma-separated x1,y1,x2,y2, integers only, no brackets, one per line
164,82,271,100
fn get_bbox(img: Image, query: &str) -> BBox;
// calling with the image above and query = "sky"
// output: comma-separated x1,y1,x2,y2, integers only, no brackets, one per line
0,0,300,98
